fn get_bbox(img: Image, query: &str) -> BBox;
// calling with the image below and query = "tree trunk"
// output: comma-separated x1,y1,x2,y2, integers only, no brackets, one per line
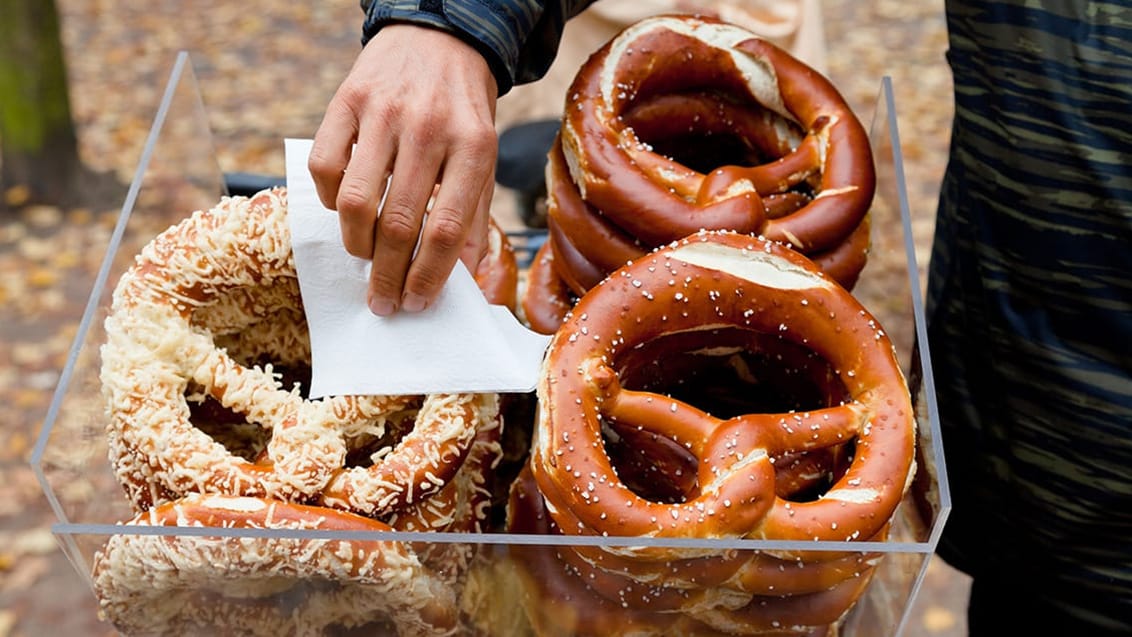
0,0,82,205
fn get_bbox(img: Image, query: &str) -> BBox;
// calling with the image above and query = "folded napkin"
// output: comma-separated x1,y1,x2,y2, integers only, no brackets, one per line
284,138,550,398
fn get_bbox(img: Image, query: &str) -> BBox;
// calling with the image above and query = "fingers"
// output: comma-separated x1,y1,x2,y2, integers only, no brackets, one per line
308,94,357,212
337,116,396,259
315,24,499,316
381,135,496,314
460,174,495,276
366,135,445,315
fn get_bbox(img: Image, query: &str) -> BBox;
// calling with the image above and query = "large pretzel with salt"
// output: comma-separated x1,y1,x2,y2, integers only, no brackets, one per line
508,466,867,636
546,132,870,299
560,14,874,254
530,231,915,558
101,188,486,516
91,494,459,637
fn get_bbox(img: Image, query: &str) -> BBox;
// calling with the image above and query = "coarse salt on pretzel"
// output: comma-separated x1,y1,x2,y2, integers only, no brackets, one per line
100,188,483,516
506,467,718,637
91,494,459,637
529,231,915,559
507,466,856,636
559,14,874,254
522,15,875,333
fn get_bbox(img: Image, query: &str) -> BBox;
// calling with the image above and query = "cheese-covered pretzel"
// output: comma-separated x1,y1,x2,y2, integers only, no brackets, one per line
91,494,459,637
388,396,504,584
530,231,915,557
101,188,484,517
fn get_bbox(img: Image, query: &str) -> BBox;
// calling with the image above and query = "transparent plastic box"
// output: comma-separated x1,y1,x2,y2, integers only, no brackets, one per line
32,52,949,636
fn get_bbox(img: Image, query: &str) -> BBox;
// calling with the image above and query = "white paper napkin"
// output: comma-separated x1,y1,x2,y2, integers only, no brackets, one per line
284,138,550,398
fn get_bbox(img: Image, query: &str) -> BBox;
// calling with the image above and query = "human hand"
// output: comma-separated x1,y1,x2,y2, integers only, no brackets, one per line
309,24,499,316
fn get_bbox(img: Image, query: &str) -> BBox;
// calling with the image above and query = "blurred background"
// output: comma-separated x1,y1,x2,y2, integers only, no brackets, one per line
0,1,965,635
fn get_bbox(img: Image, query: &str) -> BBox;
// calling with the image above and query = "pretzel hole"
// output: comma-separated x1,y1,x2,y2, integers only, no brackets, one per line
603,327,852,504
184,292,388,470
342,409,418,469
181,280,418,467
623,94,796,174
185,358,311,463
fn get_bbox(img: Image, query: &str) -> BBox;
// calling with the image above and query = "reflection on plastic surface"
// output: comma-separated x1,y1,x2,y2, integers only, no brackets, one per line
31,51,947,636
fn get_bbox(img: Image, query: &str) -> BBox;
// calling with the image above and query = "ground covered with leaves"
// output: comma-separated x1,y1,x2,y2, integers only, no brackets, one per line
1,1,964,635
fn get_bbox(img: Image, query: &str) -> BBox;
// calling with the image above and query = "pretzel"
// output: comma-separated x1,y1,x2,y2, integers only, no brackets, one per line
522,16,874,330
520,240,578,334
559,15,874,254
529,231,915,560
101,188,486,517
608,326,855,501
507,467,849,636
388,396,504,584
473,217,520,312
91,494,459,637
530,455,884,604
507,467,718,637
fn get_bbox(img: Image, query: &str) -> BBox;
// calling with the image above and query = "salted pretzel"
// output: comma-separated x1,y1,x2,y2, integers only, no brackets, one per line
520,241,578,334
560,14,874,253
507,468,720,637
91,494,459,637
607,325,857,502
101,188,490,517
529,231,915,559
507,467,845,636
522,15,875,332
474,217,520,312
527,453,884,608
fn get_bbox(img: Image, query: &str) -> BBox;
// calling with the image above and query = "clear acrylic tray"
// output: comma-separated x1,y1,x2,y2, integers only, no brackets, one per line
32,52,949,636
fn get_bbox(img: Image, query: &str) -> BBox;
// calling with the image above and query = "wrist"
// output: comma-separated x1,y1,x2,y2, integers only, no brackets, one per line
361,1,520,95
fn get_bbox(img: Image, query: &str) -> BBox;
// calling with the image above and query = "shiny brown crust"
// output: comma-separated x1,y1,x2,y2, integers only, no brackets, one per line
530,231,915,557
559,15,874,253
506,467,846,636
91,494,460,637
521,15,874,329
520,240,577,335
101,188,489,518
473,217,520,312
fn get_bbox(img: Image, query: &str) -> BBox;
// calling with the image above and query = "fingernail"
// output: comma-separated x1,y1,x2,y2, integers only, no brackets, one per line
369,296,396,316
401,293,428,313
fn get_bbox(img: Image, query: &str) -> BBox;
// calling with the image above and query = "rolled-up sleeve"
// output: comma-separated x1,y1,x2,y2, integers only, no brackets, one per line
360,0,596,95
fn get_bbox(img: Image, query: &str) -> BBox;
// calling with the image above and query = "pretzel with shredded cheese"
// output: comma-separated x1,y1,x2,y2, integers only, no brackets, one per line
529,231,915,560
91,494,460,637
101,188,487,517
387,395,504,584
